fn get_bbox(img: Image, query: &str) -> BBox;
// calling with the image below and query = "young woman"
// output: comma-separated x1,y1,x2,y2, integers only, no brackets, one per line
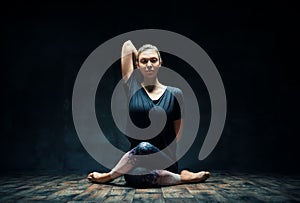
87,40,210,187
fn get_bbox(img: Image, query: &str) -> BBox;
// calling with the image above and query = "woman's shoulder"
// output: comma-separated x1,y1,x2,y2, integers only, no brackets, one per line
166,86,183,96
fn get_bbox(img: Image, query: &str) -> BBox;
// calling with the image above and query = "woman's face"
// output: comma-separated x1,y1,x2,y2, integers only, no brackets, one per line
137,49,161,79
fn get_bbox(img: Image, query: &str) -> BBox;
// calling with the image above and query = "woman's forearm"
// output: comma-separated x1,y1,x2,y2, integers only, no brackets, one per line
121,40,137,81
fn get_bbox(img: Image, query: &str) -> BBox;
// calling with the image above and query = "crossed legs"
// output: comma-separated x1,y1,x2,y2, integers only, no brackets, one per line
87,142,210,186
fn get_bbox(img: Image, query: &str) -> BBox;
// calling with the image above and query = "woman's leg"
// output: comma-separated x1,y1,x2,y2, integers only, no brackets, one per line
155,170,211,185
124,169,211,188
110,142,164,177
88,142,171,183
87,168,211,185
87,141,211,185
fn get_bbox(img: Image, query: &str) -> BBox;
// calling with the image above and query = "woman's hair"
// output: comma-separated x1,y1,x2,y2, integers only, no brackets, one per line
136,44,162,63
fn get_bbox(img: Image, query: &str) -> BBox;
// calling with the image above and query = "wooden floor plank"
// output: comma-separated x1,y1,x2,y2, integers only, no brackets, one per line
0,172,299,202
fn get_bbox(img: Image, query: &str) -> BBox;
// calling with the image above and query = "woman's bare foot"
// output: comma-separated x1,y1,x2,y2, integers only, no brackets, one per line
87,172,112,183
180,170,211,183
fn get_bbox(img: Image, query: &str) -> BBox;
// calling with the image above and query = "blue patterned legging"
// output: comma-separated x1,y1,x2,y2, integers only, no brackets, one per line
110,142,181,188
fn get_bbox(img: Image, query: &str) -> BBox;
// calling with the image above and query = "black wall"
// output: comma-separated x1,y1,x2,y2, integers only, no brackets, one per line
1,1,299,174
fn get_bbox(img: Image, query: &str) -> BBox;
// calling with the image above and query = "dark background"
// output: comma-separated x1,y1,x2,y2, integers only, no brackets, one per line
1,1,299,175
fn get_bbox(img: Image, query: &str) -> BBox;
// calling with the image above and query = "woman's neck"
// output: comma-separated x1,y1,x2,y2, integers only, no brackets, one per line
142,77,159,86
141,78,164,92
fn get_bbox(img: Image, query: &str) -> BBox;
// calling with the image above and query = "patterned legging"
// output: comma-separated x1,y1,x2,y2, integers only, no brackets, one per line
109,142,181,188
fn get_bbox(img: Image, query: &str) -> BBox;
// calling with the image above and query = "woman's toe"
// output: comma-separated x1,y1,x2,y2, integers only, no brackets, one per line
205,171,211,178
87,172,94,181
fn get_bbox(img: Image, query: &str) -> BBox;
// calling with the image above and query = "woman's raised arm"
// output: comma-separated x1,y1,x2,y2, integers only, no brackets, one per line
121,40,137,82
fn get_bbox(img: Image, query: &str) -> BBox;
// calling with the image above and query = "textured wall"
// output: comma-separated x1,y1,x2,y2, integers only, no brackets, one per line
1,1,298,174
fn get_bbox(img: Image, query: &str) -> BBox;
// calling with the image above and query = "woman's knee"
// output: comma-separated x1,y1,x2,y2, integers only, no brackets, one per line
137,142,154,149
130,142,159,155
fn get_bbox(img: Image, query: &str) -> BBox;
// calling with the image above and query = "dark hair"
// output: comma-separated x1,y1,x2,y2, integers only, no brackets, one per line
136,44,162,63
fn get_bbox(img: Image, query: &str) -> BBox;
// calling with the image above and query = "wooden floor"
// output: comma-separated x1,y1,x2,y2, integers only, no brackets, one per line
0,171,299,202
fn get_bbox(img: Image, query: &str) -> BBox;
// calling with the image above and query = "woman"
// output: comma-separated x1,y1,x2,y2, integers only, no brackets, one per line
87,40,210,187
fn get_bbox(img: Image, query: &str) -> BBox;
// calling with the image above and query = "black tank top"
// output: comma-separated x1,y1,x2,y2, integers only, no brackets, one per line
123,70,184,173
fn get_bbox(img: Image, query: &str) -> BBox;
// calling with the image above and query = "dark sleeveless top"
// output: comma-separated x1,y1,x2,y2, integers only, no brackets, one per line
123,70,184,173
